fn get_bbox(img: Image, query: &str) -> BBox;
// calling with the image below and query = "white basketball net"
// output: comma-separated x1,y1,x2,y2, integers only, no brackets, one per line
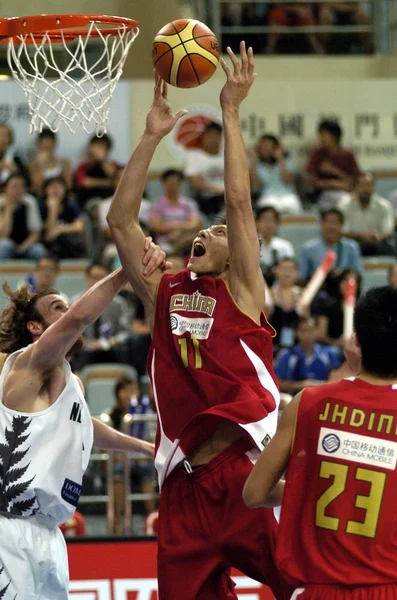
6,21,139,134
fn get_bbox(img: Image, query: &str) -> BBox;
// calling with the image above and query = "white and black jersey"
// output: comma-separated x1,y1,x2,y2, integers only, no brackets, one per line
0,348,93,525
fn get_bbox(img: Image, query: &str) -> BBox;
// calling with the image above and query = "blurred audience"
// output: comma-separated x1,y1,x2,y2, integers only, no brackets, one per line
256,206,295,284
275,316,342,393
75,134,120,207
268,257,304,353
250,134,302,214
148,169,202,253
299,208,362,282
317,2,372,54
0,174,47,260
388,263,397,288
265,3,323,54
104,375,157,533
26,255,60,293
185,122,224,217
71,263,132,372
39,176,85,259
306,120,361,208
0,123,29,185
340,173,395,256
29,129,73,196
313,268,362,348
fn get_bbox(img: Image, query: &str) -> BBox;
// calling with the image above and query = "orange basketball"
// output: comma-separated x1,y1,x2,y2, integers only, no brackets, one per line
152,19,220,89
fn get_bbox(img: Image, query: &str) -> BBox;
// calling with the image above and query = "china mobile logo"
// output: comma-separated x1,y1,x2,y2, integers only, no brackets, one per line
69,577,266,599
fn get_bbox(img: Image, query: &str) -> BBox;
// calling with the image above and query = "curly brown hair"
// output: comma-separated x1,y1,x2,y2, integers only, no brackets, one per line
0,284,59,354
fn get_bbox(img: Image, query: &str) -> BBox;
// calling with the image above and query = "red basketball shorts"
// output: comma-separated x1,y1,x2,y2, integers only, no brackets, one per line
157,437,293,600
291,583,397,600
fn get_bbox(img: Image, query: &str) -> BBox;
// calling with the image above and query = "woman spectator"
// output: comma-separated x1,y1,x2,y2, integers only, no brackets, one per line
39,176,85,258
148,169,202,254
75,133,120,208
250,134,302,214
256,206,295,285
0,123,29,185
313,268,362,348
29,128,73,197
0,173,47,260
269,257,304,354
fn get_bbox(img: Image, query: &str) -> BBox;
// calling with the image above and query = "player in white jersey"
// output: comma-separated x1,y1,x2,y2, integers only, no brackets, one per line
0,238,166,599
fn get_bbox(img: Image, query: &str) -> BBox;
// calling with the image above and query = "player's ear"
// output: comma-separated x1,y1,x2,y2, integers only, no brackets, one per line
27,320,44,336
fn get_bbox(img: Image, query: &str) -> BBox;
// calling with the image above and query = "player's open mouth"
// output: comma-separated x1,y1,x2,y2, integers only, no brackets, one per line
192,241,206,258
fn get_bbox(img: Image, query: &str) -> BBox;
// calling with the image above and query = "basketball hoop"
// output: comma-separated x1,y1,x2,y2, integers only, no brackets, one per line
0,15,139,134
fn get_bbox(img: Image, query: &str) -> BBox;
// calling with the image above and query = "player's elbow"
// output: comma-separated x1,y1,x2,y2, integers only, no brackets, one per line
242,480,265,509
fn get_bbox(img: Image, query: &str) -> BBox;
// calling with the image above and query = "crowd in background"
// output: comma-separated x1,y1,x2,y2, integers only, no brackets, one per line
221,1,373,54
0,113,396,533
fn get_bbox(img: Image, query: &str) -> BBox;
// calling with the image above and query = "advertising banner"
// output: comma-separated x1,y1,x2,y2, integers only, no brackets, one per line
68,539,274,599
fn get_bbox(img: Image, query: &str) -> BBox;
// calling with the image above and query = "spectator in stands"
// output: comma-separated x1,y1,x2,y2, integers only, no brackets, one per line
265,3,324,54
75,133,120,207
388,263,397,288
185,121,225,217
98,169,151,269
105,375,157,534
148,169,202,253
275,315,341,393
250,134,302,214
313,268,362,348
26,256,60,293
0,124,29,185
256,205,295,284
29,128,73,196
39,176,85,259
340,173,395,256
299,208,362,282
0,174,47,260
269,257,304,353
306,120,361,208
71,263,132,371
317,2,372,54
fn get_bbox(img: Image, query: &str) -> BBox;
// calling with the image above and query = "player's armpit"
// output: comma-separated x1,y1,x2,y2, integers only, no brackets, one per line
243,392,301,509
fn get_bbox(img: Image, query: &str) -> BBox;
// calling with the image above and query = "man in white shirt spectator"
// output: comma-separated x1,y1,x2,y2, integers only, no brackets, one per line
0,174,47,260
340,173,395,256
185,121,225,217
256,205,295,284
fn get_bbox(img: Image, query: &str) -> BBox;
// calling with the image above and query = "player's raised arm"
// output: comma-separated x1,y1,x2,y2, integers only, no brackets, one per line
107,74,187,323
220,42,264,319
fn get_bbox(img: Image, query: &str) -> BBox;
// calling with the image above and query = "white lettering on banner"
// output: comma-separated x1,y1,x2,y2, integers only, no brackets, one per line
69,577,264,600
318,427,397,470
170,314,214,340
69,579,111,599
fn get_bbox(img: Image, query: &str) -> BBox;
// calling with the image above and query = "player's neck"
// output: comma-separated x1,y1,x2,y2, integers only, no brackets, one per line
358,372,397,387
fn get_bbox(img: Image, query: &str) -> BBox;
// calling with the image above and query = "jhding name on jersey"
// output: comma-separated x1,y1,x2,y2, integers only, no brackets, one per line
170,291,216,317
319,401,397,437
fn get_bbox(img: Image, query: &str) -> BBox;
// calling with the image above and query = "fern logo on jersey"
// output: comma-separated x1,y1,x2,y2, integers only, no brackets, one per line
0,563,13,599
0,416,37,516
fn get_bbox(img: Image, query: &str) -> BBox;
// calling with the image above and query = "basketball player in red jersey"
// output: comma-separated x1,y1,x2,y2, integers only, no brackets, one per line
107,43,292,600
244,285,397,600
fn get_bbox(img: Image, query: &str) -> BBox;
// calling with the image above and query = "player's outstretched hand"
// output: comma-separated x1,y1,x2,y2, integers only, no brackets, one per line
145,73,188,139
219,40,256,110
143,236,173,277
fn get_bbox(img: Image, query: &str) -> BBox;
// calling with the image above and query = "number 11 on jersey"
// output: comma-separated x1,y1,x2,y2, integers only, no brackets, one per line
178,335,202,369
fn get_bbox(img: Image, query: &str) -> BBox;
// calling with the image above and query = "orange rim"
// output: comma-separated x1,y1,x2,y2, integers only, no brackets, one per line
0,14,139,44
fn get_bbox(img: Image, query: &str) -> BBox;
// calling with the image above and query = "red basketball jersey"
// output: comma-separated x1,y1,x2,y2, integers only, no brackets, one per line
148,269,280,487
277,377,397,587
